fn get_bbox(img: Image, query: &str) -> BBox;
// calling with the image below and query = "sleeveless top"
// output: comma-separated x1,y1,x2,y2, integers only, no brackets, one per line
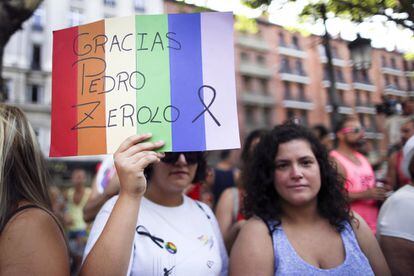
330,150,378,233
231,187,245,222
266,220,374,275
213,168,236,204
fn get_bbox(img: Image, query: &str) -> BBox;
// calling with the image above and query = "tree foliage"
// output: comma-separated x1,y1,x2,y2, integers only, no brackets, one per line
0,0,43,101
243,0,414,31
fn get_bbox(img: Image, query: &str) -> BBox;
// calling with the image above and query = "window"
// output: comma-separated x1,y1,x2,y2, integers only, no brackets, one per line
258,78,268,94
69,8,83,26
292,35,300,49
382,56,387,67
263,108,272,126
104,0,116,7
361,69,370,83
338,90,345,105
284,82,291,99
384,75,390,85
407,78,413,91
298,84,305,101
331,46,339,59
245,106,255,126
286,109,295,121
336,68,344,82
32,7,44,31
394,77,400,89
367,93,372,105
256,55,265,65
26,85,43,103
295,59,304,75
355,90,361,105
391,57,396,68
279,32,285,46
281,57,290,73
2,79,12,102
240,52,249,62
31,45,41,70
134,0,145,12
300,110,308,126
242,75,252,91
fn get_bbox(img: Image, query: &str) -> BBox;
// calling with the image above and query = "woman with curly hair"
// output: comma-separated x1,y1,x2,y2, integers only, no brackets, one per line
230,123,390,275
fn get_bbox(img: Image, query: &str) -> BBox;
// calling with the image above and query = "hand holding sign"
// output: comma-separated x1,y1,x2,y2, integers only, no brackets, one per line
50,12,239,157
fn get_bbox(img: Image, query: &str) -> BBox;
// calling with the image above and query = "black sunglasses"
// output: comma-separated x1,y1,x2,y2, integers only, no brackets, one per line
161,152,203,165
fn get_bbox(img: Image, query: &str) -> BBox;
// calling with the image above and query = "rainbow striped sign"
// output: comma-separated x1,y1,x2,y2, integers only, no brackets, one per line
50,12,240,157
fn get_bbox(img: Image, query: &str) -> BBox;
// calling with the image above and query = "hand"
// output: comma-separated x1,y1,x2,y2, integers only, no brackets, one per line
114,133,164,198
364,187,387,201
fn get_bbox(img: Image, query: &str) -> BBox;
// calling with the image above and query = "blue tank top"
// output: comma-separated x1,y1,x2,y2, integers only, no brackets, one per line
267,220,375,275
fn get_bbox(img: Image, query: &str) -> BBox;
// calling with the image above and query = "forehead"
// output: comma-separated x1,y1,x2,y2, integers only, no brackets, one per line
275,139,315,159
401,120,414,129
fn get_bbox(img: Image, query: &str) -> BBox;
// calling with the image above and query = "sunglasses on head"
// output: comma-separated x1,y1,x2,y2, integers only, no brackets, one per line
340,127,364,134
161,152,203,165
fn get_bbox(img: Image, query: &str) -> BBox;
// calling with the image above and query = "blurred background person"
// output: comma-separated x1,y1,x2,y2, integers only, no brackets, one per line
330,115,389,234
311,124,331,150
66,168,91,275
386,115,414,190
0,104,69,275
230,123,389,275
377,134,414,275
212,150,239,208
215,129,266,253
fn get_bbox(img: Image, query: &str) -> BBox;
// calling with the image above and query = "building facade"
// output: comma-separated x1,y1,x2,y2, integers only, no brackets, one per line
165,0,414,155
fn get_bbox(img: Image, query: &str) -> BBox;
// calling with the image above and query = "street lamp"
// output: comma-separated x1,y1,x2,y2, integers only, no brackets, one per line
348,34,372,70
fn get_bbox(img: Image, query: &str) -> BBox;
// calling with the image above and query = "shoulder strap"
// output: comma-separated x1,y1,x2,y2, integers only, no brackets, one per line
232,187,239,222
194,200,211,220
4,204,39,228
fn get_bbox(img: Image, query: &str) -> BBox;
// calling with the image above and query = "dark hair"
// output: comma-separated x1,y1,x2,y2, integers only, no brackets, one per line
241,129,267,167
144,152,207,183
333,114,358,135
243,123,350,232
219,150,231,160
312,124,329,140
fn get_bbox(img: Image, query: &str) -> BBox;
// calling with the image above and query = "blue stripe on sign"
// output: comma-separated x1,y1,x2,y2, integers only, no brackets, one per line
168,13,205,151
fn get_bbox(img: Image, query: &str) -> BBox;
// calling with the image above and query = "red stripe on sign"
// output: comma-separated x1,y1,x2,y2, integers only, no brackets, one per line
50,26,78,157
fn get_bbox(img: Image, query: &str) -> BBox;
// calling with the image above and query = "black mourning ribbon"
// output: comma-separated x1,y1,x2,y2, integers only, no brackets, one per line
136,225,164,249
192,85,221,127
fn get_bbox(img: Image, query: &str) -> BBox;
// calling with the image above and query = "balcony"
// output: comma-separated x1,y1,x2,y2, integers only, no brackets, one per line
282,97,314,110
355,103,376,114
381,66,403,76
319,56,349,67
239,62,273,78
241,92,275,107
352,81,376,92
322,80,351,91
384,84,407,97
237,35,270,52
279,69,310,84
325,105,353,114
278,45,306,58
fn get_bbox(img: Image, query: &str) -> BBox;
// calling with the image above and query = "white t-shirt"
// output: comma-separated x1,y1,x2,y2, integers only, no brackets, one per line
84,195,228,276
377,185,414,242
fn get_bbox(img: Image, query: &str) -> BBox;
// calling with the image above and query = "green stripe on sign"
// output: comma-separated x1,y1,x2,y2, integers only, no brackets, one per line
135,14,172,151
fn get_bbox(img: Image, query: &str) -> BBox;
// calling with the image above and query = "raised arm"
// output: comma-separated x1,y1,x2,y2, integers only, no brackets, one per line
79,134,164,276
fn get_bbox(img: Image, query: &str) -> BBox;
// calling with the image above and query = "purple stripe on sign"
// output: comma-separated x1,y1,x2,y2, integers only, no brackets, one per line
168,13,205,151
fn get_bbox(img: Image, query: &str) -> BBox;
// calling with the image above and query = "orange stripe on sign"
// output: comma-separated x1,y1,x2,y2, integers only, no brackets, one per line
76,20,107,155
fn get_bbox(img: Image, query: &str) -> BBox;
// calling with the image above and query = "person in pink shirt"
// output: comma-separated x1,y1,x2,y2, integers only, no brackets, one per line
330,115,388,234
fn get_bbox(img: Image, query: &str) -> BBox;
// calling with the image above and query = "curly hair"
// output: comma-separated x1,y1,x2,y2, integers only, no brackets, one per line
243,123,351,232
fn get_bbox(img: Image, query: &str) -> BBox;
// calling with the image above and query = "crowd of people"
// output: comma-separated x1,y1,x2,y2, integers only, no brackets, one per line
1,102,414,275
